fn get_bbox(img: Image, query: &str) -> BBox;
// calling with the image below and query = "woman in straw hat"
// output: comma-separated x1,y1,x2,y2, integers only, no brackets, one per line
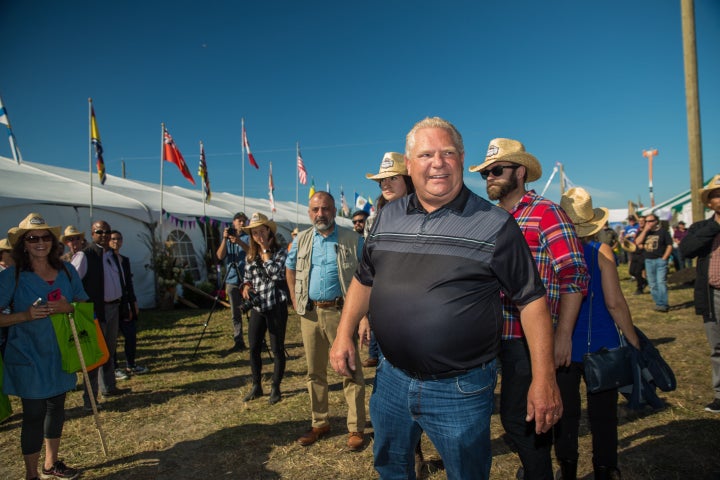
554,190,640,480
0,213,89,480
240,212,289,405
365,152,415,231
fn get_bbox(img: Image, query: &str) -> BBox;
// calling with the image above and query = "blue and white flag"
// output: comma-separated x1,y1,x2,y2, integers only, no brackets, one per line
0,96,22,164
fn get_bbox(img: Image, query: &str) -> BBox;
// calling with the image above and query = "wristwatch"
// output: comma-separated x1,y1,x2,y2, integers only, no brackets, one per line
262,249,270,254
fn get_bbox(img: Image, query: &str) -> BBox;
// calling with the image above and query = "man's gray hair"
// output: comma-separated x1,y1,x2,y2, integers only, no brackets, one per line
405,117,464,158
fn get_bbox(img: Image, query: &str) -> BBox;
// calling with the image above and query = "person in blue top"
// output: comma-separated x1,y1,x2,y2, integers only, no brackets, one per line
0,213,88,480
554,190,640,480
216,212,250,354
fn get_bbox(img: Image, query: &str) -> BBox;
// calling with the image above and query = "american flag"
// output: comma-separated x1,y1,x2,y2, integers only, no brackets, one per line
297,147,308,185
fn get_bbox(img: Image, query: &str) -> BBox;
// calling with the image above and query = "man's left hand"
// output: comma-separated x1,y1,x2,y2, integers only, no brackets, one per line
554,332,573,368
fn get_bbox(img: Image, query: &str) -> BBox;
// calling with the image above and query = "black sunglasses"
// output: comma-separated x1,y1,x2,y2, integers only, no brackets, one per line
352,219,366,224
25,234,53,244
480,165,520,180
94,229,112,235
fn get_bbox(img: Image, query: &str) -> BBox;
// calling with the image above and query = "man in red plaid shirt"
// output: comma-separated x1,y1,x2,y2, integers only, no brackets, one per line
470,138,588,480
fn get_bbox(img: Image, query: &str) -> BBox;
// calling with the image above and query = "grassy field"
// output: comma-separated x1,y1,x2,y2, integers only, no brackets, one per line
1,269,720,479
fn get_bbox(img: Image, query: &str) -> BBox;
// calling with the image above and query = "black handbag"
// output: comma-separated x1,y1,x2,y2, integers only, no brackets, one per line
582,291,633,394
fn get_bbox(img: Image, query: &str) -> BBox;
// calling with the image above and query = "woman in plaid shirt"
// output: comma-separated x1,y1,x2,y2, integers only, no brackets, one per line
241,213,289,405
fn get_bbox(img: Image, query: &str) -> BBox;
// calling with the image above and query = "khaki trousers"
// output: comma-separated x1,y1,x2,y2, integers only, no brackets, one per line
300,306,366,432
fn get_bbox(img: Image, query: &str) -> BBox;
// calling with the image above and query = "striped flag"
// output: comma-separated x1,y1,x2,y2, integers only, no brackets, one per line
297,147,308,185
268,162,277,213
198,141,211,201
163,126,196,185
90,106,106,184
0,95,23,164
242,124,259,169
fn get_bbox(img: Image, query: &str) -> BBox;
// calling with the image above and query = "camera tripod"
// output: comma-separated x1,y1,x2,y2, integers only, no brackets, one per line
191,260,242,359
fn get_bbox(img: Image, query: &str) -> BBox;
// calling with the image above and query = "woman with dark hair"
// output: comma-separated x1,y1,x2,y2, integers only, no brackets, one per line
240,212,289,405
554,189,640,480
364,151,415,236
0,213,88,480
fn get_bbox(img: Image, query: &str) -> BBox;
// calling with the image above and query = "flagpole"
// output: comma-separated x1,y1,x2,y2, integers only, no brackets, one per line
295,142,300,227
88,98,94,220
241,117,246,212
160,123,165,233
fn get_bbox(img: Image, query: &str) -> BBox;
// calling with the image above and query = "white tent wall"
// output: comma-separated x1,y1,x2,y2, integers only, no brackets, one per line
0,156,352,309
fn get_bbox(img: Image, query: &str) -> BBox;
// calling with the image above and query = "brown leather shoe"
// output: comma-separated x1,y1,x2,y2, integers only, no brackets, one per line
297,425,330,446
362,358,378,368
347,431,364,451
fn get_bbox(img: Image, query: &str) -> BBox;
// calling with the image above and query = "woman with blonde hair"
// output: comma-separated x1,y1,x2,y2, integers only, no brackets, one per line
554,189,640,480
0,213,88,480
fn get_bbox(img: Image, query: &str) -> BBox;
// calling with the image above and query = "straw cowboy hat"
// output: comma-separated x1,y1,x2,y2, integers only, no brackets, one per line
468,138,542,182
61,225,86,243
559,187,609,238
242,212,277,234
0,238,11,252
700,173,720,204
7,213,62,247
620,237,637,253
366,152,407,181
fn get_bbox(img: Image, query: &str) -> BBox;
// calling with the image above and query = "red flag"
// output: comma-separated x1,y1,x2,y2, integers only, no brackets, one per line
297,147,308,185
163,127,195,185
242,124,259,169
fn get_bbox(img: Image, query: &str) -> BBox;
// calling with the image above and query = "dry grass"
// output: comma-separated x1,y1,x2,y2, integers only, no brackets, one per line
2,268,720,479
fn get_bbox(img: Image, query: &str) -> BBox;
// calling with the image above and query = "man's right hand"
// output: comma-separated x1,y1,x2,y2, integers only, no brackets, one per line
330,334,357,378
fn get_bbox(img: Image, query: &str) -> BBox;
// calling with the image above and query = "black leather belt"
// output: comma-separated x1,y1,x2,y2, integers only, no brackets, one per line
105,299,121,304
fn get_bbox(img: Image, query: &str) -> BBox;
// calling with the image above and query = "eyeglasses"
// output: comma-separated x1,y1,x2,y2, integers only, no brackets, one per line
93,229,112,235
25,234,53,244
479,165,520,180
352,219,365,225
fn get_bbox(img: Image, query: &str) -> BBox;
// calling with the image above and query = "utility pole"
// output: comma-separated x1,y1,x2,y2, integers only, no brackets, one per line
681,0,705,222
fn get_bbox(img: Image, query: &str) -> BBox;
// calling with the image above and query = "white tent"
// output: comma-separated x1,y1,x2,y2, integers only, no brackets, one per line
0,156,349,307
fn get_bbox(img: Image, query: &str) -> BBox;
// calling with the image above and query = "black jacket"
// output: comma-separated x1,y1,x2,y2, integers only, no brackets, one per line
680,216,720,322
81,243,107,323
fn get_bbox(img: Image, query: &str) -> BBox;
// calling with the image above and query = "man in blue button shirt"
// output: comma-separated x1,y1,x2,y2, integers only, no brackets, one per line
286,191,366,451
216,212,250,354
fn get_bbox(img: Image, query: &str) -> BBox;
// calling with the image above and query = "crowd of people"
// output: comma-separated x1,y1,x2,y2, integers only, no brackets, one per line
1,117,718,479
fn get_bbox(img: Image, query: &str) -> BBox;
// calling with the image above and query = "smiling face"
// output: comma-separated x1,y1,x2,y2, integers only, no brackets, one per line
23,229,55,260
91,221,111,248
64,235,84,254
406,127,464,212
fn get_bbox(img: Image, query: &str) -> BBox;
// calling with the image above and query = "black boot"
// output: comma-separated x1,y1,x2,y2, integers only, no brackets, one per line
268,385,281,405
594,466,621,480
243,384,263,402
556,459,577,480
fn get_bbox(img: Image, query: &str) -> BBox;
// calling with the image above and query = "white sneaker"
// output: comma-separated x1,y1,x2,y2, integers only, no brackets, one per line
115,369,129,380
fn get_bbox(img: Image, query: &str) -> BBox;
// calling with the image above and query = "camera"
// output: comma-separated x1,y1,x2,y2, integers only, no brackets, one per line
240,291,262,313
226,227,237,236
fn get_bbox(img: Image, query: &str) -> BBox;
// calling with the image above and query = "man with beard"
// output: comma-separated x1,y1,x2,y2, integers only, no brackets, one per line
469,138,587,480
285,191,366,451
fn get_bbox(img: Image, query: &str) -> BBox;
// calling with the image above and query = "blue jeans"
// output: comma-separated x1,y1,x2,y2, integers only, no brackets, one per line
645,257,669,308
370,354,498,480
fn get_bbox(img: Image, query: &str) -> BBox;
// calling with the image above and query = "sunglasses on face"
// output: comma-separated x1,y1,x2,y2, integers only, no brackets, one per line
480,165,520,180
25,234,53,244
352,219,365,225
94,229,112,235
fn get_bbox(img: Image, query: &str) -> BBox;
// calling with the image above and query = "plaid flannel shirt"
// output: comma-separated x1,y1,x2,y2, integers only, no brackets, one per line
502,190,588,339
242,248,288,312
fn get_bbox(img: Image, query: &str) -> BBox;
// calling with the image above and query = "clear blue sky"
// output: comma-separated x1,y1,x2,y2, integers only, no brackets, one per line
2,0,718,211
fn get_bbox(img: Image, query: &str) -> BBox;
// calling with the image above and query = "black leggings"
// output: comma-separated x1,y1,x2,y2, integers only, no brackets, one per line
247,302,288,387
554,362,619,469
20,393,66,455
